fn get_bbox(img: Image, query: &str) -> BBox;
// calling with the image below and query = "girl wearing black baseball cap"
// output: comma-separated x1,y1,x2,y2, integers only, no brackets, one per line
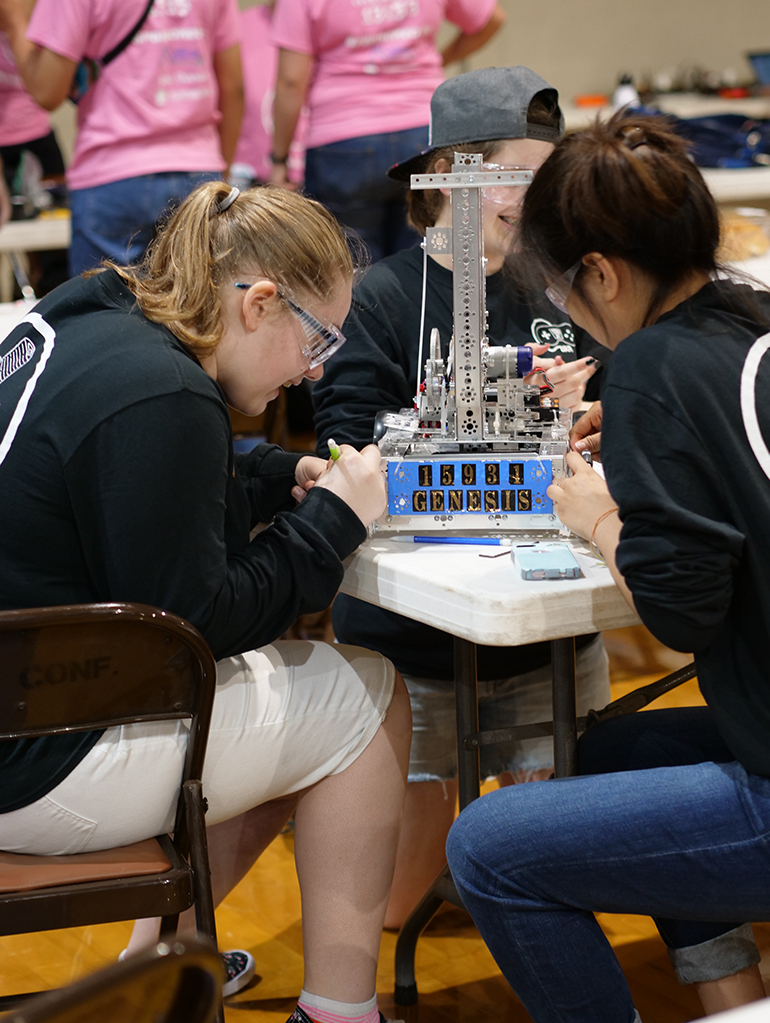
313,66,609,929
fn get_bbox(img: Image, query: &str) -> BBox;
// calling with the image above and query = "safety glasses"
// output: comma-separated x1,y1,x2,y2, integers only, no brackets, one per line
480,163,533,207
544,260,583,314
234,284,346,369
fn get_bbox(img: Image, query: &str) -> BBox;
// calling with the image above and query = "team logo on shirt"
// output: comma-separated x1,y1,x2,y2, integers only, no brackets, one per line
0,313,56,470
530,318,576,355
152,0,191,16
0,336,35,384
740,330,770,480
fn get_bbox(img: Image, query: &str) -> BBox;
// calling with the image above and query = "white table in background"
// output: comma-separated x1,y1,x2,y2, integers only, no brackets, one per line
702,166,770,204
0,300,36,340
0,215,71,253
732,251,770,286
0,214,71,303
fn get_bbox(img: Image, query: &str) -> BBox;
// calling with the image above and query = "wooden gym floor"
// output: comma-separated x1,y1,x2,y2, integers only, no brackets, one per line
3,625,769,1022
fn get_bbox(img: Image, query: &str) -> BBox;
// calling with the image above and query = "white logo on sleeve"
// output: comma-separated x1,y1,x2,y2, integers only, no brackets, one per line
0,313,56,469
0,337,36,384
740,331,770,480
531,318,576,355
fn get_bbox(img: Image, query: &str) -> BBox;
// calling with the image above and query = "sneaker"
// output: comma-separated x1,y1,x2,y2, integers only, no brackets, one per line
284,1009,403,1023
222,948,256,997
286,1009,313,1023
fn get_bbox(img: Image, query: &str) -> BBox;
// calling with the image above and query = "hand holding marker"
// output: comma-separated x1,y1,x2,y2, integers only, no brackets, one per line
327,437,341,462
316,440,386,526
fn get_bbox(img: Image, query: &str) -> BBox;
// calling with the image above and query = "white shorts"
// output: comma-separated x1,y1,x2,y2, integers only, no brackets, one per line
0,641,395,855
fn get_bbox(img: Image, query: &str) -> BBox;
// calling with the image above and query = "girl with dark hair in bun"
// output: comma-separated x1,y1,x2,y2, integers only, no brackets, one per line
447,113,770,1022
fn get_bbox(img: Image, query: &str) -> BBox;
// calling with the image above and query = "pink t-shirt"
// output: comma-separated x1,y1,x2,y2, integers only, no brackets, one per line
233,5,306,184
0,33,51,147
270,0,496,149
27,0,241,190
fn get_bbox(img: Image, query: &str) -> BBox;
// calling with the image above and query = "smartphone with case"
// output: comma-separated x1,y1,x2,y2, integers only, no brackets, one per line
513,542,582,580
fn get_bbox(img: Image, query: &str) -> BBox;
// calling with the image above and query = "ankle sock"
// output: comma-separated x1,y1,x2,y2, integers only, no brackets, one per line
297,989,380,1023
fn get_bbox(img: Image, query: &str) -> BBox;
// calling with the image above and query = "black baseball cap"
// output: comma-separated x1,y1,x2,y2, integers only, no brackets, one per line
388,65,563,181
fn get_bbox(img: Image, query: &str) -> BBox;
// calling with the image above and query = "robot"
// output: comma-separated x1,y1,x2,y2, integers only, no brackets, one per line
373,153,571,535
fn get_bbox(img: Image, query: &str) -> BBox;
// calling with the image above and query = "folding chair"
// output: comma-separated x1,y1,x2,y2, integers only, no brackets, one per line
0,936,223,1023
0,603,220,1018
394,635,696,1005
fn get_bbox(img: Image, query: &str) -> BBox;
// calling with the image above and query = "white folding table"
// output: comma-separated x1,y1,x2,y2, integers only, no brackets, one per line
341,536,639,786
340,535,640,1003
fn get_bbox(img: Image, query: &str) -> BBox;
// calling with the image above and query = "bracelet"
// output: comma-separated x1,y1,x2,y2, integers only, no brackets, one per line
589,507,619,561
269,152,289,165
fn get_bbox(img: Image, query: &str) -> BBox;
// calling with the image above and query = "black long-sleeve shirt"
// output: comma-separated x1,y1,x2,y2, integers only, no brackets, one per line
0,269,365,811
603,280,770,777
313,245,606,680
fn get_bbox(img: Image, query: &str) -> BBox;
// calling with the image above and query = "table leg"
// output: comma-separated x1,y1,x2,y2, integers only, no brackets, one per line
0,254,13,304
393,881,447,1005
454,636,480,809
552,636,577,778
394,636,480,1005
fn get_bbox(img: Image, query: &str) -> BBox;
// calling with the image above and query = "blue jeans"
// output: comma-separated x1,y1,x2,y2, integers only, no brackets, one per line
68,170,220,275
303,126,428,264
447,708,769,1023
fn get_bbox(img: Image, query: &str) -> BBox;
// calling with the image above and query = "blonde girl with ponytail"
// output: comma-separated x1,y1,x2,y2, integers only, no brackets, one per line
0,180,410,1023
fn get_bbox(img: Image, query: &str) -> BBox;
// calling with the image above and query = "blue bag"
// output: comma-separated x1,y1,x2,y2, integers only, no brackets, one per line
628,105,770,169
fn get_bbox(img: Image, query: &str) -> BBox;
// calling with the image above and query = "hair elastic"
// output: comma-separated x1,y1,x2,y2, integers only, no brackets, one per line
216,186,240,213
589,506,619,561
622,126,647,150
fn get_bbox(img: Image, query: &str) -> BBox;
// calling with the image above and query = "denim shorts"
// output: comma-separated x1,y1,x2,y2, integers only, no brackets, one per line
403,635,610,782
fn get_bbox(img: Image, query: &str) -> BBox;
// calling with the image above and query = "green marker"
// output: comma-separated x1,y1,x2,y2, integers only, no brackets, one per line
327,437,341,461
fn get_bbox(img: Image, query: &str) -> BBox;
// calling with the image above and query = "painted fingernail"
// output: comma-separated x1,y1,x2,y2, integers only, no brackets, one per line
585,357,602,367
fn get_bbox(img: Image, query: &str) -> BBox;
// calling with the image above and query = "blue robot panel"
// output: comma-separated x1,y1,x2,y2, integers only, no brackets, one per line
386,458,554,516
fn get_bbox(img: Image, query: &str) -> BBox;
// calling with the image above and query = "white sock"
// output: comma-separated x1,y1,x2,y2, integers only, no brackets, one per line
298,989,379,1023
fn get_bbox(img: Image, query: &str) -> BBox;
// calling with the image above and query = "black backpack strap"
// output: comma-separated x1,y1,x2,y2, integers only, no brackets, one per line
101,0,154,67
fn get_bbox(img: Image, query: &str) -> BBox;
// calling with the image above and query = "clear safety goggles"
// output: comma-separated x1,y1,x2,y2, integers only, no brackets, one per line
480,163,534,207
544,260,584,314
234,283,347,369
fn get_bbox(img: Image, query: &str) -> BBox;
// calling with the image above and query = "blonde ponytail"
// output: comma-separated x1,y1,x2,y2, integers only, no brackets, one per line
109,182,354,357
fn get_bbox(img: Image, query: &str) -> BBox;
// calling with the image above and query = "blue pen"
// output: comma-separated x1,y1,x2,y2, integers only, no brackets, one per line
390,535,514,546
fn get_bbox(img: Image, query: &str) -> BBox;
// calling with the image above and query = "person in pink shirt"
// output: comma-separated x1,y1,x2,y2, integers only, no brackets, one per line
0,156,9,226
0,0,244,275
269,0,505,262
232,0,306,186
0,30,64,196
